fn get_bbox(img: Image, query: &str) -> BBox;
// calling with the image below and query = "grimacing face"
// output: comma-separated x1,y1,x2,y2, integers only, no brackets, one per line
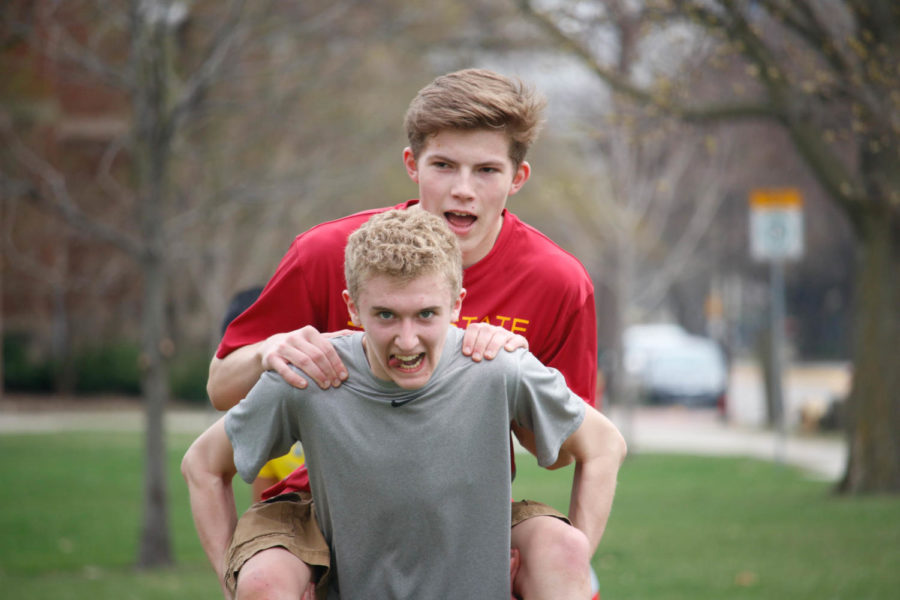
403,128,530,268
343,272,465,390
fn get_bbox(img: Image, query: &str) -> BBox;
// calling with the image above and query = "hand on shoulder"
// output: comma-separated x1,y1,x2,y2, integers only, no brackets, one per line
461,322,528,362
261,326,349,390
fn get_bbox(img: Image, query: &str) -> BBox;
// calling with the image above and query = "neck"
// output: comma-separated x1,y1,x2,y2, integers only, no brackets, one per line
462,213,504,268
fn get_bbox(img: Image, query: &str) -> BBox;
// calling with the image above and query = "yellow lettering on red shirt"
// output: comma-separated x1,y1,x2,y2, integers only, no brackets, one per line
511,318,530,334
455,315,530,335
494,315,511,328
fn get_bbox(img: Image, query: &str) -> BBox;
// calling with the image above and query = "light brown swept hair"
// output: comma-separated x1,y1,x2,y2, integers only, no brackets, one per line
403,68,546,167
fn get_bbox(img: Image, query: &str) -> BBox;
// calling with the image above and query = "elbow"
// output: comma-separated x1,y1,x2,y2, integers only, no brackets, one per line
206,382,228,412
612,427,628,466
602,415,628,466
206,358,232,411
181,442,200,486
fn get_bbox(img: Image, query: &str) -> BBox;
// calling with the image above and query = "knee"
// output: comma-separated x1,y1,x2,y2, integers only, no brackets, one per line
541,523,591,571
516,518,591,574
235,567,274,600
235,563,286,600
235,549,311,600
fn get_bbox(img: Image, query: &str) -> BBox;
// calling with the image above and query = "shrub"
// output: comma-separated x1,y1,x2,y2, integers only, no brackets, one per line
73,342,142,395
2,334,55,392
169,348,211,404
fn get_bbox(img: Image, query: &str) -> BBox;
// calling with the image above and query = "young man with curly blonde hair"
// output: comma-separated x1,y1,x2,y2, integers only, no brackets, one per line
186,210,625,599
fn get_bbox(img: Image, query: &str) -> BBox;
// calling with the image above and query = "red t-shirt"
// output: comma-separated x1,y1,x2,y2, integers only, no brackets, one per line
218,200,598,497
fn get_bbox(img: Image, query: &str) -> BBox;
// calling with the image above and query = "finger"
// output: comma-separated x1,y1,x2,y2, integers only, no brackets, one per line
462,324,490,361
504,334,528,352
482,329,517,360
284,337,348,389
270,356,309,390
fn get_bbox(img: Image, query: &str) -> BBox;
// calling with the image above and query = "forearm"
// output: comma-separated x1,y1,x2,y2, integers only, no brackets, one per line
182,419,241,596
187,472,239,585
207,343,265,411
568,452,622,556
563,408,627,556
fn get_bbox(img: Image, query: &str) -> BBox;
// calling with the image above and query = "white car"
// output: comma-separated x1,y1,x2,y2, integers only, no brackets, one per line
624,324,729,410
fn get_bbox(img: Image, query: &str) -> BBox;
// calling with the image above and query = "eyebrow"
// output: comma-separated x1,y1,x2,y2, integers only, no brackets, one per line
428,153,505,169
369,305,443,313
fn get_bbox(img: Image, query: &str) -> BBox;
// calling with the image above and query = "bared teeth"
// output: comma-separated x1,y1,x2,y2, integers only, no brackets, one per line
392,353,424,370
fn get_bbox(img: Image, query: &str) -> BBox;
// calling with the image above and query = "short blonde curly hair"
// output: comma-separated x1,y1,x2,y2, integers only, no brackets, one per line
344,209,462,303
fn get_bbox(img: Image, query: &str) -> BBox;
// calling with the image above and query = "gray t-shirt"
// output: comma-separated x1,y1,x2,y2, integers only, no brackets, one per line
226,327,585,600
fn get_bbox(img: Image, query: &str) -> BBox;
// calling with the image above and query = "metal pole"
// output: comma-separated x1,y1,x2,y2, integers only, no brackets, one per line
770,259,787,464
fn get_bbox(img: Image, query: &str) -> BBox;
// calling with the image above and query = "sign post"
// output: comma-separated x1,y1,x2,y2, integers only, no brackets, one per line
749,188,804,464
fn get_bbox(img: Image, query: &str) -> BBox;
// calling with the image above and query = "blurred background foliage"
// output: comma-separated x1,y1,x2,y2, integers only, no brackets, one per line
0,0,860,401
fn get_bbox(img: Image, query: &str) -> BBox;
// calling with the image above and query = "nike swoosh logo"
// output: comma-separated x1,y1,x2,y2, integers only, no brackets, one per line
391,397,415,407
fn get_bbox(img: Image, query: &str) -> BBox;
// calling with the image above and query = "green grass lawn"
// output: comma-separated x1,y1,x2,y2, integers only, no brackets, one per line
1,430,897,599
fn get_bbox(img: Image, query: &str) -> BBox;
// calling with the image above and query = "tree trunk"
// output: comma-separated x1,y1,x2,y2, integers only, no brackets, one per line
137,251,173,567
837,205,900,493
132,0,175,567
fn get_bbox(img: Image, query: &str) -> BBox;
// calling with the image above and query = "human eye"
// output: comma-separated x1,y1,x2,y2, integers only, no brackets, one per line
376,310,394,320
432,161,451,169
419,309,436,319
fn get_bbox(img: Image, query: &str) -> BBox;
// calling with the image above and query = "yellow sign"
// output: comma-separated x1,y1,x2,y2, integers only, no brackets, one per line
749,188,804,261
750,188,803,208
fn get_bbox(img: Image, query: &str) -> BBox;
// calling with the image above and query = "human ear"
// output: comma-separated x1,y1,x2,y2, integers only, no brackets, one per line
343,290,361,327
508,161,531,196
402,147,420,183
451,288,467,321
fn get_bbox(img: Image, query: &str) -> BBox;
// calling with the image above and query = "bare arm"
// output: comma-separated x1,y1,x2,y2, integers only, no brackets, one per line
207,326,352,411
181,417,240,599
552,407,627,555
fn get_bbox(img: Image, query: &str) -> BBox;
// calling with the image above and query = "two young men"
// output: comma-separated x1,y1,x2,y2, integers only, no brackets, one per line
184,209,626,599
206,69,620,598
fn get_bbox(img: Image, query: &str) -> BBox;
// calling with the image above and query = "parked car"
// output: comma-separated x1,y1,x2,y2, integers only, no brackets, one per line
624,324,729,411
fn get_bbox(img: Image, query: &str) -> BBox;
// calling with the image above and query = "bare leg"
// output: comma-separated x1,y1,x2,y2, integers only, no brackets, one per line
235,547,315,600
511,516,592,600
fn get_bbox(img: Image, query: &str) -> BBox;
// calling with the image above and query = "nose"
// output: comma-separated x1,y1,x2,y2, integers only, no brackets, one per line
395,319,419,351
450,169,475,201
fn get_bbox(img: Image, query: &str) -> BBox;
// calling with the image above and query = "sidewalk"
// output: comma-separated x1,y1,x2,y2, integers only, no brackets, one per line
606,405,847,481
1,397,847,481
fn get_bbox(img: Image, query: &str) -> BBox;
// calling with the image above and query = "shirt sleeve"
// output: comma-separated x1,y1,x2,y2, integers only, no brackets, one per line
216,238,320,359
506,350,586,468
541,283,598,408
224,370,303,484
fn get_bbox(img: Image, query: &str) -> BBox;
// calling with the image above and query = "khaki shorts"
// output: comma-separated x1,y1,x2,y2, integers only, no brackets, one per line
224,492,332,598
225,493,570,595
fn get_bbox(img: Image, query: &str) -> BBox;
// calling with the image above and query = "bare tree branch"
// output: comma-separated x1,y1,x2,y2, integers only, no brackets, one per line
518,0,776,121
40,2,133,90
9,136,143,257
171,0,247,129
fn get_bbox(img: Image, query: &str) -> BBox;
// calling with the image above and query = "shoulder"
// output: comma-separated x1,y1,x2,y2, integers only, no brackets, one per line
276,204,409,274
499,213,593,299
330,331,364,357
289,206,391,252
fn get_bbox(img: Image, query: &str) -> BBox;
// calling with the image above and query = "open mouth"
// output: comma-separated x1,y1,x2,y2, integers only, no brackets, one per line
445,211,477,229
389,353,426,372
